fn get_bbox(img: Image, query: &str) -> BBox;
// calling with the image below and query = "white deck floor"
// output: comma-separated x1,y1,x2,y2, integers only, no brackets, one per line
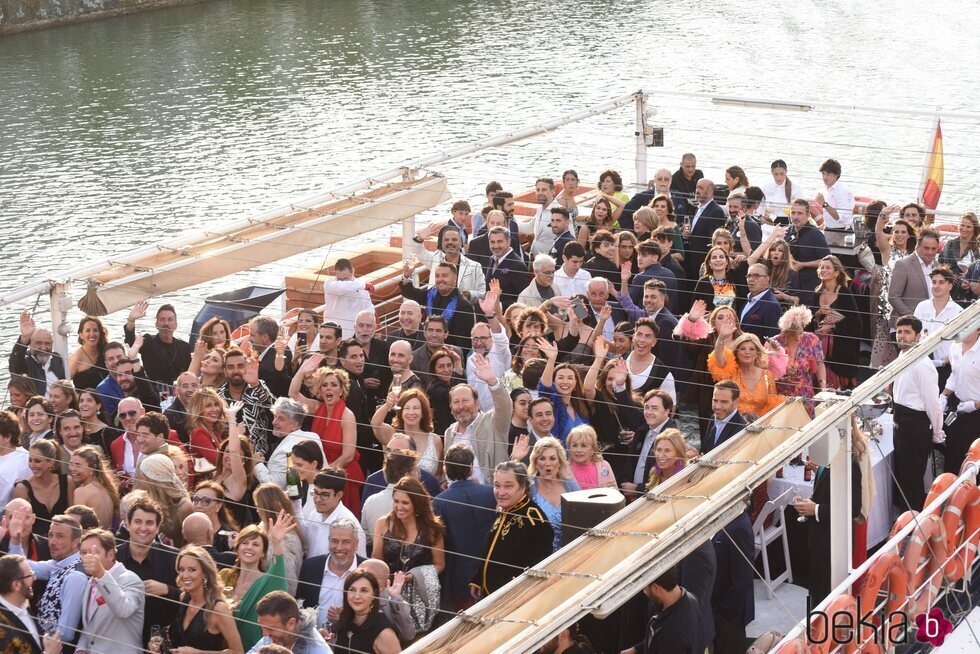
746,580,810,641
939,606,980,652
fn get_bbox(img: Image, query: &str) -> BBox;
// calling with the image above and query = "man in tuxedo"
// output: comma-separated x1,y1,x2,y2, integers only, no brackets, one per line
682,178,727,282
0,554,46,654
296,518,365,629
702,381,747,454
547,207,577,265
889,228,941,330
486,226,529,309
248,315,292,397
738,264,782,340
622,390,677,496
76,529,145,654
433,444,497,610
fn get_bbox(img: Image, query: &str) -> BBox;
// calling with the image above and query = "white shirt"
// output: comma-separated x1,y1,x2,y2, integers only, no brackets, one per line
821,181,854,229
761,179,807,216
0,447,31,506
360,486,394,543
947,338,980,400
122,432,139,478
914,298,964,366
322,278,374,338
0,595,40,647
917,254,936,299
451,421,483,484
626,354,676,404
530,199,561,256
303,501,366,560
553,266,592,298
317,555,359,626
893,349,943,437
466,330,511,411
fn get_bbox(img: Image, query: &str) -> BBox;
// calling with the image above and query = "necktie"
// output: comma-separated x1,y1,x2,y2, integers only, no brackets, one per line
88,578,100,621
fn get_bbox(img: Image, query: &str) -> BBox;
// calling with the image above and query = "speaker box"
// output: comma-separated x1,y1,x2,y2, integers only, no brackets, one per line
560,487,626,547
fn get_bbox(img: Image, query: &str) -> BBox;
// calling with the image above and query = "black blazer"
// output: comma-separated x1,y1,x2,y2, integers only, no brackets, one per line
549,230,577,264
628,417,678,491
258,347,293,398
701,411,747,454
8,340,66,396
711,511,756,626
737,288,782,341
486,251,529,309
683,200,726,281
0,604,42,654
807,459,863,601
296,554,368,611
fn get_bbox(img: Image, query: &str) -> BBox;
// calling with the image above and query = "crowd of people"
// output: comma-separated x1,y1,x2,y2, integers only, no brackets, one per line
1,153,978,654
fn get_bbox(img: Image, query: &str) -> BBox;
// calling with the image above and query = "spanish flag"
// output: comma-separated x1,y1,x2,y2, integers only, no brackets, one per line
920,117,943,210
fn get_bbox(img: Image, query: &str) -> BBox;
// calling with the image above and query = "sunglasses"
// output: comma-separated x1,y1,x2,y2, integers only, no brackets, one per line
119,410,140,419
190,495,214,506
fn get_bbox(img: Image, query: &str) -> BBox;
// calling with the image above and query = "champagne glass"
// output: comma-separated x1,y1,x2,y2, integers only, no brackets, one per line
792,486,808,523
40,617,58,638
391,374,403,410
149,625,164,653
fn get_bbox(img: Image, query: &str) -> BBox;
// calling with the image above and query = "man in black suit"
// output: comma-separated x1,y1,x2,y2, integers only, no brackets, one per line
622,390,677,496
711,511,756,654
701,381,747,454
338,339,382,475
124,301,193,389
249,315,292,397
9,312,66,397
0,554,44,654
352,309,391,408
297,518,366,627
792,458,863,603
485,226,529,309
670,153,704,219
738,264,782,340
547,207,577,265
400,262,478,352
682,178,727,282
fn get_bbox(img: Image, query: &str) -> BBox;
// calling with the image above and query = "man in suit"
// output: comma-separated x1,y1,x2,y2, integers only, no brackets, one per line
621,168,673,229
702,381,747,454
123,301,192,390
433,444,497,610
0,554,46,654
359,559,416,642
486,226,529,309
711,511,755,654
682,178,727,283
400,262,478,353
547,207,577,265
249,315,292,398
680,540,717,651
738,264,782,340
888,228,941,330
627,240,678,311
622,390,677,496
360,435,441,509
76,529,144,654
8,312,66,397
296,518,366,630
580,278,629,343
792,458,863,603
670,153,704,220
787,199,831,305
164,372,198,444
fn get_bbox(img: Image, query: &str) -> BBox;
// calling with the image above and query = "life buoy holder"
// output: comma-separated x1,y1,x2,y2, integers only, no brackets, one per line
855,552,908,654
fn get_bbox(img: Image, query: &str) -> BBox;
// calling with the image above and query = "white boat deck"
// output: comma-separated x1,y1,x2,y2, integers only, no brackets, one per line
939,605,980,652
747,581,810,641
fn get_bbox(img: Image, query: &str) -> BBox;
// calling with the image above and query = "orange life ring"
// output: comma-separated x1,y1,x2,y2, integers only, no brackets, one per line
962,438,980,474
923,473,957,513
898,513,947,616
807,593,859,654
941,482,980,581
855,552,908,654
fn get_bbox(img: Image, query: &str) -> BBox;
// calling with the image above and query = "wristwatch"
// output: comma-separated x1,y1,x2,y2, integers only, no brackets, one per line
822,202,829,209
412,235,424,244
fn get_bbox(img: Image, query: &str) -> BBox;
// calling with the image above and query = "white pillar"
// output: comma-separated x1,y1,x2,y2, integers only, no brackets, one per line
634,92,648,189
828,419,853,592
401,168,418,261
49,282,71,364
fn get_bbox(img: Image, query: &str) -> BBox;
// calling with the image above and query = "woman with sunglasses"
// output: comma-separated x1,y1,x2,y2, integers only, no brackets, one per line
192,480,241,552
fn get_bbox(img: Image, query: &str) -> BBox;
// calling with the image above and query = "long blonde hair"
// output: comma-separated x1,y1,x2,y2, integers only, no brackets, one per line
71,446,120,515
176,546,224,611
647,428,690,489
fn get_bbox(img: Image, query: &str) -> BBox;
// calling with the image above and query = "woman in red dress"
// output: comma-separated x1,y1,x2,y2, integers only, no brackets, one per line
290,353,363,516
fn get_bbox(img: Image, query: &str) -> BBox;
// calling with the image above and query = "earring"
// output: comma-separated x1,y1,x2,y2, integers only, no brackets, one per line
203,578,209,590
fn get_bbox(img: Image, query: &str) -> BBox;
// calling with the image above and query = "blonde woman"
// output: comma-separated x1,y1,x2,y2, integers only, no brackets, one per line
162,545,243,654
709,332,785,417
566,425,616,491
253,483,304,595
646,428,691,490
187,388,229,466
528,436,581,552
68,445,120,529
137,453,193,546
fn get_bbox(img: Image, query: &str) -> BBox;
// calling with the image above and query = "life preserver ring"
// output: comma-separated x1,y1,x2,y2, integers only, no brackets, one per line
856,552,908,654
922,473,957,513
942,482,980,581
230,324,251,343
808,593,859,654
895,512,947,616
961,438,980,476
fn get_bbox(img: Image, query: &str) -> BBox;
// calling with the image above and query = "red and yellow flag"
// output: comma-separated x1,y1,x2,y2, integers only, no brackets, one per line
920,117,943,210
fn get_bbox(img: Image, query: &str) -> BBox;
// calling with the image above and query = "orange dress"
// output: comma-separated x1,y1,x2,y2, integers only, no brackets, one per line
707,348,785,417
311,399,364,517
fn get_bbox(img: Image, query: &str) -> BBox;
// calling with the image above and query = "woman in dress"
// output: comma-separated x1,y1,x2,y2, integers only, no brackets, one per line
21,396,54,446
77,389,113,453
69,446,119,536
762,238,802,307
577,197,618,250
200,316,233,351
709,332,785,417
425,348,465,435
870,214,916,367
252,483,304,595
290,356,363,515
508,388,533,449
649,193,684,263
940,212,980,303
69,316,109,389
213,426,267,529
772,306,827,416
288,308,321,365
583,346,644,483
192,480,240,552
190,341,227,388
138,453,193,546
809,255,863,388
557,169,580,221
371,388,442,478
219,513,294,650
372,476,445,634
332,570,401,654
567,425,617,491
288,439,325,515
646,428,691,490
187,388,229,466
528,437,581,552
535,338,590,444
691,246,738,310
13,438,73,539
166,546,243,654
596,169,629,222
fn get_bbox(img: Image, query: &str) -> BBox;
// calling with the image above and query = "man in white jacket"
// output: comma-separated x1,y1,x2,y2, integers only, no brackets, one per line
322,258,374,338
410,222,486,301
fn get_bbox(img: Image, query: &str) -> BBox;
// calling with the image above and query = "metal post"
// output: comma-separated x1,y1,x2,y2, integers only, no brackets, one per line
48,282,71,364
634,91,648,189
828,419,853,591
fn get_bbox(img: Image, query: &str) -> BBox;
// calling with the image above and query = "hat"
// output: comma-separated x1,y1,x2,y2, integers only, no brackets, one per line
140,453,180,485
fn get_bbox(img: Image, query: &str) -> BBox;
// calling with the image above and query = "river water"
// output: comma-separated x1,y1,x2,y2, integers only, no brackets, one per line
2,0,979,355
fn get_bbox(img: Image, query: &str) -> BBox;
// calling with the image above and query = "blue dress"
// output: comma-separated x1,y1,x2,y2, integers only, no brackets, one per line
536,382,589,444
530,479,581,552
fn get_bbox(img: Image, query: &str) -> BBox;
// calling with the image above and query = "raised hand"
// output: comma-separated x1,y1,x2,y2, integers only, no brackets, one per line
243,357,260,386
598,304,612,323
510,434,531,462
447,348,463,369
620,263,632,282
128,299,149,323
385,390,400,407
299,352,325,373
225,401,244,418
536,336,558,360
388,570,406,597
401,259,415,278
488,278,501,297
470,353,498,385
81,550,106,579
479,292,499,316
193,338,207,357
611,357,628,385
128,333,145,358
772,225,789,240
18,311,35,342
688,299,707,323
268,510,296,545
593,335,609,360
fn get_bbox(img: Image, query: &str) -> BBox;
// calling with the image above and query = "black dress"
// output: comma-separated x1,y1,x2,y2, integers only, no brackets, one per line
382,531,432,573
18,476,70,540
427,379,456,435
333,611,395,654
170,602,227,651
72,357,107,391
84,426,117,455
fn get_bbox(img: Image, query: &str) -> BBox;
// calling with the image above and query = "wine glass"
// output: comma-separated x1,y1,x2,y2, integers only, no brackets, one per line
399,543,411,573
149,625,164,653
39,617,58,638
792,486,808,523
391,374,403,410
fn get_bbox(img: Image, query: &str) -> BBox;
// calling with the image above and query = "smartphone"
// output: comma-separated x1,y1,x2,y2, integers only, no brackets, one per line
572,297,589,321
297,331,308,347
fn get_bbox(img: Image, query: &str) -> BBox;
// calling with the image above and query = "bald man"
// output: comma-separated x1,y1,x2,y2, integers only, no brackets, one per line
165,371,199,443
0,498,49,560
9,311,65,396
387,300,424,349
387,340,424,395
181,512,236,568
361,558,416,642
